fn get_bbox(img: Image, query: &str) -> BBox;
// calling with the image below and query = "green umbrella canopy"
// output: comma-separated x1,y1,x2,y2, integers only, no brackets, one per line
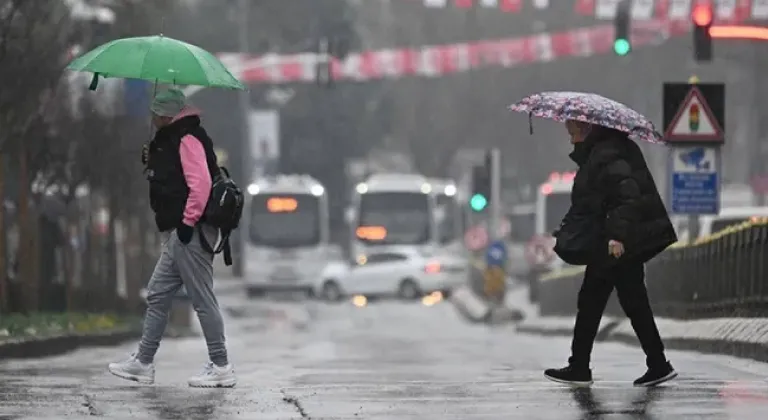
67,35,246,90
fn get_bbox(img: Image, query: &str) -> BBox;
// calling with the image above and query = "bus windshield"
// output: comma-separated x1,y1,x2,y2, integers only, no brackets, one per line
249,194,320,247
357,192,430,245
436,194,459,244
544,192,571,234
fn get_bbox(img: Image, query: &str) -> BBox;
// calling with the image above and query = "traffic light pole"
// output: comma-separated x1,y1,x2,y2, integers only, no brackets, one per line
232,0,250,278
489,148,502,241
485,147,506,310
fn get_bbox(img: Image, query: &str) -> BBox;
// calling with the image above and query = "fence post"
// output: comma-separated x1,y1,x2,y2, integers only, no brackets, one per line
757,224,768,310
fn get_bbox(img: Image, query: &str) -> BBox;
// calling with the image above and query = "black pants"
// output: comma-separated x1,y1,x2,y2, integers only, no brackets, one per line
568,262,667,370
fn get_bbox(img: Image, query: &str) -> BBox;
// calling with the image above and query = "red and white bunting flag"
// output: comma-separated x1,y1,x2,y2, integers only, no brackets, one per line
222,20,689,85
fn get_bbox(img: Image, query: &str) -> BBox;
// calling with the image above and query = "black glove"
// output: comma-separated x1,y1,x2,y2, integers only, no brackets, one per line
177,224,194,245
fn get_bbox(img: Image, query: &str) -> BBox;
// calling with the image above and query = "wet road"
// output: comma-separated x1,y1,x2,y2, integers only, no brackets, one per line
1,293,768,419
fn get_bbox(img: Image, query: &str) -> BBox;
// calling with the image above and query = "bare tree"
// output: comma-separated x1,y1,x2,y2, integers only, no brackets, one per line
0,0,171,313
0,0,72,151
0,0,73,311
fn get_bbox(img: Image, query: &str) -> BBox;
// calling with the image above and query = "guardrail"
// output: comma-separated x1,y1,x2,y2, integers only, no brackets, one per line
534,219,768,319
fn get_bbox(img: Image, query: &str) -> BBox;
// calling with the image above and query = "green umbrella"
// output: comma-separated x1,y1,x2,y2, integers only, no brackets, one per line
67,35,246,91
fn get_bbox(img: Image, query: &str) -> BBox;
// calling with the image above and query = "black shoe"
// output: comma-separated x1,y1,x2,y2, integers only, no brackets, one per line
633,362,677,387
544,365,593,387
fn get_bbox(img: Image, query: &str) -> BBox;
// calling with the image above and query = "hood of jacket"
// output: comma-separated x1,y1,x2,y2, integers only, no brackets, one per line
568,125,628,166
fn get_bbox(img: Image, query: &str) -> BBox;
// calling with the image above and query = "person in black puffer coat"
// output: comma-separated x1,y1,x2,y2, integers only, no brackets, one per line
544,121,679,388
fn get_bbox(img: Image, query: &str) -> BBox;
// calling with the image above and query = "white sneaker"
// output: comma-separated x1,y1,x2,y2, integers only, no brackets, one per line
188,362,237,388
108,353,155,384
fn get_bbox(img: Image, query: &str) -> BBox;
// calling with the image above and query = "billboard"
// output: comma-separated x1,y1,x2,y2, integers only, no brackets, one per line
248,110,280,179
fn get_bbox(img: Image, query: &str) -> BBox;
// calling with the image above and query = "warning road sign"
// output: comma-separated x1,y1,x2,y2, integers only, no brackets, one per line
663,83,724,144
665,87,722,140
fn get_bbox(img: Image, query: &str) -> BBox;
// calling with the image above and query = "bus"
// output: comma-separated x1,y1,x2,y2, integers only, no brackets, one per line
533,171,576,271
429,178,465,255
243,174,331,298
348,173,437,257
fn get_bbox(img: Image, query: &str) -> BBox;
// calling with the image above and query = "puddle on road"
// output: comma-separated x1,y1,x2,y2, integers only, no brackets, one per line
141,387,229,420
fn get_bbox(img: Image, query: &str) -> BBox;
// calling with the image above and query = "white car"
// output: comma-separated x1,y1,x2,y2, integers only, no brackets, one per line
674,206,768,244
316,248,467,301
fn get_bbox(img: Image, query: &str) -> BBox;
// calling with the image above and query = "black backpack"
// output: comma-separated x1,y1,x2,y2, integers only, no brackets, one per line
198,167,244,266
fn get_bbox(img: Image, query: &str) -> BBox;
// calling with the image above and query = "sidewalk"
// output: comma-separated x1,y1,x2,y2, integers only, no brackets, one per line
503,286,768,364
213,259,245,296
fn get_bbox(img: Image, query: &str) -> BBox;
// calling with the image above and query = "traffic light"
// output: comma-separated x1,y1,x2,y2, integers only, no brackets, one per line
613,0,631,56
470,152,491,212
692,3,713,62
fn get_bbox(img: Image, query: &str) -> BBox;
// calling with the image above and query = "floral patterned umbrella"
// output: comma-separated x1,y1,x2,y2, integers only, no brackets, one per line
509,91,664,144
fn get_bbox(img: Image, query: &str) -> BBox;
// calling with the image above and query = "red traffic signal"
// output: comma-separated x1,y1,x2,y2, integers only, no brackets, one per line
692,5,713,27
692,3,713,61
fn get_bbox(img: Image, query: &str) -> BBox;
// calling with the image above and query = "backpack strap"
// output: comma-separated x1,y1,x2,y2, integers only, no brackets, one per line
222,234,233,266
197,225,234,266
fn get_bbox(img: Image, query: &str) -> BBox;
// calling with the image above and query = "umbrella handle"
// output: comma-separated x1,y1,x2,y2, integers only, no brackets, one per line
528,113,534,135
89,73,100,91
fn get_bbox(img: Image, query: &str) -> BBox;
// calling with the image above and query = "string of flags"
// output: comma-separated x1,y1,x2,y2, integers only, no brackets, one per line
422,0,548,11
218,19,688,85
418,0,768,22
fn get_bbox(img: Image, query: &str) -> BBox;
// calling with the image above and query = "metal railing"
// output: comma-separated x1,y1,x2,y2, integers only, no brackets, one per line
534,219,768,319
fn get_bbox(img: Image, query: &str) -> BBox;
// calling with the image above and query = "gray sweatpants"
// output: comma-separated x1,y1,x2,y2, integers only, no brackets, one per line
137,224,229,367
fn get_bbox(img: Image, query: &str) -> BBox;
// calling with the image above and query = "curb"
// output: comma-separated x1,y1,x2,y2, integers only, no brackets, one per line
0,328,141,360
516,321,768,364
214,281,244,296
140,280,243,303
502,284,768,363
514,319,618,342
610,331,768,364
516,324,575,337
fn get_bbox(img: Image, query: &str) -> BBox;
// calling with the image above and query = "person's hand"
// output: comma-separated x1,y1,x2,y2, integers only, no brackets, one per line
141,142,150,165
177,224,194,245
608,240,624,258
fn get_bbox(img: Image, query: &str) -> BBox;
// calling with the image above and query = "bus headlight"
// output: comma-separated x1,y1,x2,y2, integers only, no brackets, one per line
311,185,325,196
421,183,432,194
356,183,368,194
247,183,259,195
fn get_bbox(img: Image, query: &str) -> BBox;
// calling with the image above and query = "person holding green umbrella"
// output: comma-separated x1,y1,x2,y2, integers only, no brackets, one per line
107,88,236,388
66,35,245,388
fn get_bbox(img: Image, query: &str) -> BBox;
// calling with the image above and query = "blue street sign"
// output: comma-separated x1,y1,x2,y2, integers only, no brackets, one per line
485,240,507,268
669,146,720,215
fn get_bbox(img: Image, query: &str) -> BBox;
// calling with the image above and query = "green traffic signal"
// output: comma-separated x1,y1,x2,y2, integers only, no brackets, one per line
613,39,630,56
470,194,488,212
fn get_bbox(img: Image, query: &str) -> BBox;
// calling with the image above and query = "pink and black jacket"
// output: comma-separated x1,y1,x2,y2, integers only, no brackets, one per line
146,108,218,233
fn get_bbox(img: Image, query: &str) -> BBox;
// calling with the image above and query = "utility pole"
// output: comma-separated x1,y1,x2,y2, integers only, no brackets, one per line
315,36,331,86
232,0,250,278
686,75,701,240
488,148,502,242
753,44,768,205
0,155,5,312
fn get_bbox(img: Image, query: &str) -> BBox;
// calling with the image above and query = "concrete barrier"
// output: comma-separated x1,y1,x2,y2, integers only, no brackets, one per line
450,286,491,323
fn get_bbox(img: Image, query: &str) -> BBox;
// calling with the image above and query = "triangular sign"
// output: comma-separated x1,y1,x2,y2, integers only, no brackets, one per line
665,86,723,141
